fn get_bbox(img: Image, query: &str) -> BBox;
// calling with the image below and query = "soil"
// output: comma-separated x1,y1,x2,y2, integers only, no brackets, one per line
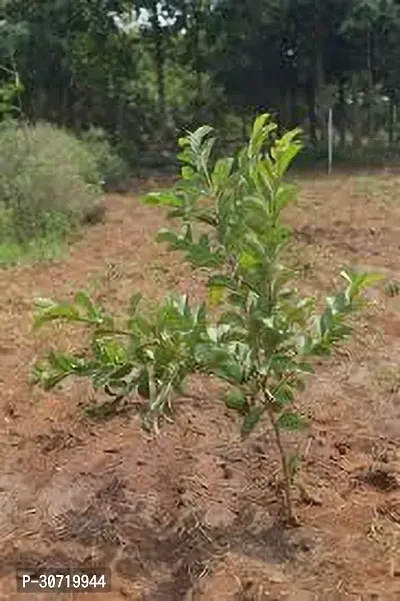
0,170,399,601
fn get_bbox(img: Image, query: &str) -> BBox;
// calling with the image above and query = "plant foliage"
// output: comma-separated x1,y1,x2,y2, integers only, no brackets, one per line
0,120,103,246
33,113,381,523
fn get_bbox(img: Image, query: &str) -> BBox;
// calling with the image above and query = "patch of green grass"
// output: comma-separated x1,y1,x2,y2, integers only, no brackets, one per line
0,235,65,266
0,208,76,267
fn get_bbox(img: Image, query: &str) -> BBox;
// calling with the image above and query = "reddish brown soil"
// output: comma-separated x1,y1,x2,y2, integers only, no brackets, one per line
0,171,399,601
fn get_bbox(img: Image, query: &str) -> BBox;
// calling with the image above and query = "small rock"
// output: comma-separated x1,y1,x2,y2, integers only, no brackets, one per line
204,503,236,530
268,571,286,584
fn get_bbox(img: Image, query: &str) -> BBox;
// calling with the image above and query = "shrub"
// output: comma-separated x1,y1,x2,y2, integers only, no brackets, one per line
32,114,381,524
0,120,104,246
80,126,129,190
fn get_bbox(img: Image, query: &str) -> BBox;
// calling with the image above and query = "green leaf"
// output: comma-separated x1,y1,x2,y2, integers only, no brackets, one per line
143,191,184,208
216,357,244,383
207,274,237,291
208,286,225,306
249,115,277,158
192,125,214,142
91,337,127,364
273,384,294,407
241,406,264,437
33,300,81,328
340,269,383,300
156,229,186,248
32,365,70,390
218,311,245,328
74,291,99,320
224,390,250,416
277,412,307,431
272,129,303,177
182,166,195,180
201,136,216,168
212,157,234,191
194,208,218,227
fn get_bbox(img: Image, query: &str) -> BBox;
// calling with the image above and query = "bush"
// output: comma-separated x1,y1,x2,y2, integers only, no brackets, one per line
33,114,382,524
80,126,129,190
0,120,104,246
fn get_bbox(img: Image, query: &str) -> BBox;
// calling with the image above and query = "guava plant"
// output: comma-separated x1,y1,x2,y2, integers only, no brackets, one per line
32,114,381,524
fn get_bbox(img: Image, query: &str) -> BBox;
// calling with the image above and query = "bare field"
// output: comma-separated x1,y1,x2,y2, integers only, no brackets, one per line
0,171,399,601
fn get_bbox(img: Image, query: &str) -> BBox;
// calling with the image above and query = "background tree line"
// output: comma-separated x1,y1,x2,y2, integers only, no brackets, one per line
2,0,400,168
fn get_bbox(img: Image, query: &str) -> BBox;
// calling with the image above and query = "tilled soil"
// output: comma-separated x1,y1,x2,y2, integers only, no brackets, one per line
0,172,399,600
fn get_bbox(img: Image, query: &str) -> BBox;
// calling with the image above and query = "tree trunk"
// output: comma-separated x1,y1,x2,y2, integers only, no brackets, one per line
192,0,203,113
388,99,397,146
352,91,362,152
338,79,346,151
150,0,166,131
289,82,298,128
309,0,325,150
366,27,373,139
306,80,317,150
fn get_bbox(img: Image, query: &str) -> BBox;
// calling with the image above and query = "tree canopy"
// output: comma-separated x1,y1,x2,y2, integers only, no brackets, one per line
1,0,400,162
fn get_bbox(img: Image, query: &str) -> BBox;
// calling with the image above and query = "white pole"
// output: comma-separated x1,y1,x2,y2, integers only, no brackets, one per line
328,107,333,175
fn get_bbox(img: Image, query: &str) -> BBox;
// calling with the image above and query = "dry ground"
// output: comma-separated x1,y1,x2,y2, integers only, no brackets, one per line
0,170,399,601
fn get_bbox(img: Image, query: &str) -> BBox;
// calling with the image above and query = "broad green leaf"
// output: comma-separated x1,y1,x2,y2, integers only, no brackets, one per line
272,130,303,176
340,269,383,300
277,412,307,431
74,291,99,320
31,365,70,390
214,358,243,384
241,406,264,437
212,157,234,191
34,301,81,328
48,350,75,372
178,135,190,148
207,274,236,290
192,125,214,142
275,183,297,212
224,390,250,415
208,285,225,306
238,250,259,270
201,136,216,168
188,245,223,268
143,191,184,208
194,208,218,227
182,166,195,179
218,311,245,328
92,337,127,364
273,384,294,407
156,229,186,248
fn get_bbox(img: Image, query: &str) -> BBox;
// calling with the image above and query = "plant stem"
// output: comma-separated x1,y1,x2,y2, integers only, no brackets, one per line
264,394,299,527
